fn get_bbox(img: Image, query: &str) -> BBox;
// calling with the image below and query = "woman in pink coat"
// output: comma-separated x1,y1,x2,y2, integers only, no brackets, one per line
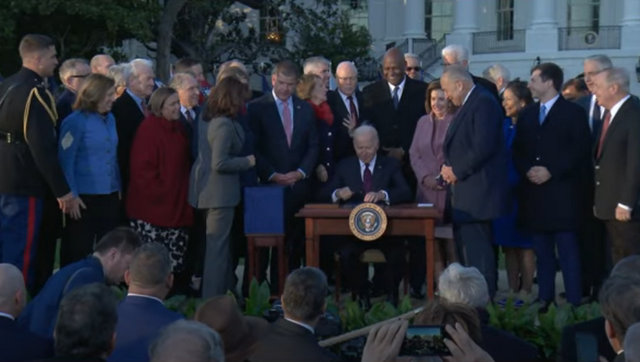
409,80,458,277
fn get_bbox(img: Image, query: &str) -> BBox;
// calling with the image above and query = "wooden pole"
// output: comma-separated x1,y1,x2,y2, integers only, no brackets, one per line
318,306,424,347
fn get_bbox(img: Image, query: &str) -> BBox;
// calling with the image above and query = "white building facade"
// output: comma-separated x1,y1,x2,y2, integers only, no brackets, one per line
356,0,640,93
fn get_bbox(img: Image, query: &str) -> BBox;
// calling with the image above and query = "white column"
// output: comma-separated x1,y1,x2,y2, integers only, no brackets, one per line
525,0,557,53
368,0,387,53
403,0,426,39
446,0,478,53
529,0,557,29
621,0,640,50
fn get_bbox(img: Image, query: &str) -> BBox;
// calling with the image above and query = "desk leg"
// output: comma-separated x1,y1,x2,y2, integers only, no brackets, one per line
425,220,435,299
305,218,320,267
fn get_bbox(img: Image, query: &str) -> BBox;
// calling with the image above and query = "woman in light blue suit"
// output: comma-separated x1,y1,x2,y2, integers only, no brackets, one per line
189,77,255,298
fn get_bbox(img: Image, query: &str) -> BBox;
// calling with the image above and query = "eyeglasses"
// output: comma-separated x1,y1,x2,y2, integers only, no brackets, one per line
69,73,90,79
406,67,421,72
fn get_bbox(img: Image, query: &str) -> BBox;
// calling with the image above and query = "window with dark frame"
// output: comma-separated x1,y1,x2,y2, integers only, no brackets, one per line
496,0,514,41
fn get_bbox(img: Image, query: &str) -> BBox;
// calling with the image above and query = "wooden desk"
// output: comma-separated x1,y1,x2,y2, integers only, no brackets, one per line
296,204,440,299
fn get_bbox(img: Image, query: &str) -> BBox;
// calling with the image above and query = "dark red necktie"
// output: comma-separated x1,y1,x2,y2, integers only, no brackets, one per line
347,95,358,121
363,163,372,193
596,110,611,158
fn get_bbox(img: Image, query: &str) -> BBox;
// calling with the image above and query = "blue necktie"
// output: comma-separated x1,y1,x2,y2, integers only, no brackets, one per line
392,86,399,110
539,104,546,125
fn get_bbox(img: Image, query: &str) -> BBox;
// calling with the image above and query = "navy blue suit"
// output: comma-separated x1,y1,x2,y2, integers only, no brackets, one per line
18,256,104,338
108,295,183,362
0,315,53,361
444,85,508,298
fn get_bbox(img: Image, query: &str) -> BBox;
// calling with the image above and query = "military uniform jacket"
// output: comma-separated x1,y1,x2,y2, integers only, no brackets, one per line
0,67,69,198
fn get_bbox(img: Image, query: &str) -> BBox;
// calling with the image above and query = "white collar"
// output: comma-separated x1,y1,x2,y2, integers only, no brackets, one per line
359,155,377,169
540,94,560,113
609,94,631,121
462,85,476,106
127,293,164,305
284,317,315,334
388,77,406,94
0,312,14,320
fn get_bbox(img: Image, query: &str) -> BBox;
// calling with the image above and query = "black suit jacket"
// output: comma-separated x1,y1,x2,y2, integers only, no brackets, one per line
477,309,538,362
0,315,53,361
594,97,640,220
322,155,412,205
559,316,615,362
55,88,76,124
326,89,362,161
472,74,501,105
111,91,145,193
248,93,319,183
248,318,340,362
443,86,508,221
361,77,426,154
513,96,591,231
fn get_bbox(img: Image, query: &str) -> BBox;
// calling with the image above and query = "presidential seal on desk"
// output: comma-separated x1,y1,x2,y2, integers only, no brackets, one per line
349,203,388,241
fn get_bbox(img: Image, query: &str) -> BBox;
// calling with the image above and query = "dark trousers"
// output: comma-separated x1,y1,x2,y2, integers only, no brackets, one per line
578,216,607,297
605,220,640,264
454,221,497,298
407,237,426,291
60,193,120,267
32,193,62,295
532,231,582,305
0,195,43,288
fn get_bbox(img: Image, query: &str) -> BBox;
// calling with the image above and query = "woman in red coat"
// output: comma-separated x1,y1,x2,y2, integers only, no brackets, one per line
126,87,193,272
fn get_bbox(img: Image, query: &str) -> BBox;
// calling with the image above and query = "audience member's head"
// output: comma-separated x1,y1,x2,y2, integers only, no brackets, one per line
217,60,248,80
90,54,115,75
296,73,325,105
73,73,116,114
170,72,200,109
174,58,205,83
382,47,406,86
610,255,640,278
271,60,300,102
54,283,118,359
438,262,490,309
204,76,250,120
404,53,422,81
335,61,358,97
0,263,27,317
125,243,173,299
352,125,379,165
281,267,327,327
303,56,331,90
529,62,563,100
93,227,142,284
441,44,469,69
425,79,456,116
107,63,131,97
592,67,631,110
149,320,224,362
599,275,640,353
583,54,613,94
624,322,640,362
19,34,58,78
414,300,482,344
148,86,180,120
561,78,589,101
502,80,533,120
440,65,474,107
195,295,269,362
482,63,511,93
216,65,249,85
128,58,155,98
58,58,90,93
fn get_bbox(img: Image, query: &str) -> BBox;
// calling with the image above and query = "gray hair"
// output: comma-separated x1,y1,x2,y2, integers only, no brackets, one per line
352,124,379,142
336,61,358,75
442,44,469,64
282,267,327,323
129,58,154,85
442,64,473,84
438,263,489,308
303,56,330,74
612,255,640,278
217,60,247,78
58,58,89,84
624,322,640,362
600,67,630,94
482,64,511,84
107,63,132,90
599,276,640,344
169,72,197,90
404,53,421,65
150,320,224,362
584,54,613,71
0,263,24,312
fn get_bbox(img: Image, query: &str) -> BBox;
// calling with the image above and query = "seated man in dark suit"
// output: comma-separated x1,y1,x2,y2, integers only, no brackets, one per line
149,320,225,362
19,227,141,338
108,243,183,362
249,267,339,362
437,263,539,362
323,125,411,304
0,263,53,361
48,283,119,361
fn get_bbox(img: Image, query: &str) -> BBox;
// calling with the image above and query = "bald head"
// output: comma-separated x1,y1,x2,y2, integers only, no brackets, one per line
382,48,406,86
0,263,27,317
90,54,115,75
